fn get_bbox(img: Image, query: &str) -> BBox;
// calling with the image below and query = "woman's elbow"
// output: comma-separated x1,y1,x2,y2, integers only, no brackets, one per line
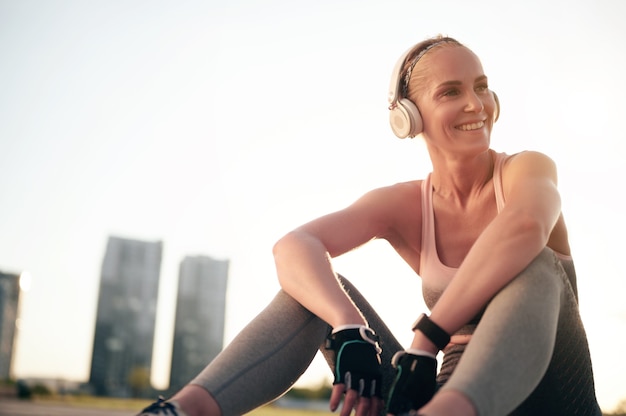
272,231,308,288
273,231,299,262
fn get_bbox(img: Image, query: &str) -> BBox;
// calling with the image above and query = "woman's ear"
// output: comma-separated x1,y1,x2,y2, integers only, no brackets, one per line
492,91,500,123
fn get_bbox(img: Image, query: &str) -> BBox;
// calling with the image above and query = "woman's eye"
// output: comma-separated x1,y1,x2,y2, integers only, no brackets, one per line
476,85,489,93
443,89,460,97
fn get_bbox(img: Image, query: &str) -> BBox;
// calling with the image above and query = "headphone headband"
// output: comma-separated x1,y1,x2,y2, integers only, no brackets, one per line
387,44,421,108
388,38,460,109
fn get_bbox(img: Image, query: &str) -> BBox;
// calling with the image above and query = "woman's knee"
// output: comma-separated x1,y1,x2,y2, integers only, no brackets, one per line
502,247,565,300
478,247,566,346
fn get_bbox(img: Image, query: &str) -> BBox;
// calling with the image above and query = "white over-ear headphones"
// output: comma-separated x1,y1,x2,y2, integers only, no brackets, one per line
387,41,500,139
387,43,428,139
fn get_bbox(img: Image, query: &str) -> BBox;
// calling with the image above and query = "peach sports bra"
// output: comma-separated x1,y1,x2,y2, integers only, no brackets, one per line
419,151,572,298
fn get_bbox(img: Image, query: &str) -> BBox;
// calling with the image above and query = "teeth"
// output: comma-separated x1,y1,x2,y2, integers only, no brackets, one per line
458,121,484,131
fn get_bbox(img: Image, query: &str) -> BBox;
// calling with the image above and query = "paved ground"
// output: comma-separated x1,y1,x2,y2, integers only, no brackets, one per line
0,399,133,416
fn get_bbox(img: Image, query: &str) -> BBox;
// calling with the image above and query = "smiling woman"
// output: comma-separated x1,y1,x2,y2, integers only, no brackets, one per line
134,35,602,416
1,1,624,415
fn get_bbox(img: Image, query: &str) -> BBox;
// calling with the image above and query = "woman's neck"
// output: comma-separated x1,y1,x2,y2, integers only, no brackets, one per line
428,149,495,203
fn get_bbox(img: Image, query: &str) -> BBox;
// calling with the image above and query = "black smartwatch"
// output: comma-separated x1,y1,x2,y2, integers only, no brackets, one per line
411,313,450,351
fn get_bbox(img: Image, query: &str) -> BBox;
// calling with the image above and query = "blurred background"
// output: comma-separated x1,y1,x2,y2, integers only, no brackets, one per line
1,0,625,412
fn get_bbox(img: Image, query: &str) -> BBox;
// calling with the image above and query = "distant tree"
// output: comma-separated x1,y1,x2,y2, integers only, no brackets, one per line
286,380,333,400
16,380,31,399
610,398,626,416
31,384,51,396
128,367,151,398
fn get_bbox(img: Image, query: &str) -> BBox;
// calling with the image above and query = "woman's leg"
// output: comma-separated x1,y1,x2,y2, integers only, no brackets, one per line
509,257,601,416
181,275,402,416
431,248,566,416
188,289,330,415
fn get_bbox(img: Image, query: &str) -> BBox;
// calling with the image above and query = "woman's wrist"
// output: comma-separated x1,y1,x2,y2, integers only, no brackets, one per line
410,331,439,355
411,313,451,350
330,309,367,330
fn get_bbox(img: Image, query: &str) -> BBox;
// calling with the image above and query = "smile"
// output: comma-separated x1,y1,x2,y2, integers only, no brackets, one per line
457,121,484,131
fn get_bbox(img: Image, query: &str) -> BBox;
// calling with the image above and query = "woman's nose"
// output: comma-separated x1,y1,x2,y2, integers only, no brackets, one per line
465,91,484,113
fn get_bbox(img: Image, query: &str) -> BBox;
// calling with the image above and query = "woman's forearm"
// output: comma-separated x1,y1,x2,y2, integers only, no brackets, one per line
273,230,367,328
411,209,550,351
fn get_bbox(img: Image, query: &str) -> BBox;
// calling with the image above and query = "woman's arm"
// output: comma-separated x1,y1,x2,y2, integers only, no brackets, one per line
412,151,563,352
274,183,420,416
273,185,402,329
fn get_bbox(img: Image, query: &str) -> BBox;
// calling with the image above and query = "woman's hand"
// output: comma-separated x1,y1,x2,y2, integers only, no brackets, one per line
326,326,384,416
330,383,384,416
385,350,438,415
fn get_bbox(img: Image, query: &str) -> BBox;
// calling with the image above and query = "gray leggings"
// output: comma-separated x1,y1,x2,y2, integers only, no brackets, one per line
191,248,601,416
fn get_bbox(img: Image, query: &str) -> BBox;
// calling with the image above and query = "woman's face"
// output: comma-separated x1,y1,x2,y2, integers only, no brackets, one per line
414,46,498,155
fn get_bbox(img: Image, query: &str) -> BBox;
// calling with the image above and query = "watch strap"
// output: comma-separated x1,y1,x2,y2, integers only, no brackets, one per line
412,313,450,350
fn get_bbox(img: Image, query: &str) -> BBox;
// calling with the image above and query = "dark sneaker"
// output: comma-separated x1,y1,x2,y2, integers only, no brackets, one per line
137,396,188,416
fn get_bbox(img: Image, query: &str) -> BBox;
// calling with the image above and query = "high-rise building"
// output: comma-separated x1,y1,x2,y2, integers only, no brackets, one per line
0,271,20,380
89,236,162,397
169,256,229,391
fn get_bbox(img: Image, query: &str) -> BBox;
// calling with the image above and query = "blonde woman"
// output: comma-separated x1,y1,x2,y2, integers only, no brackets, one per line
138,36,601,416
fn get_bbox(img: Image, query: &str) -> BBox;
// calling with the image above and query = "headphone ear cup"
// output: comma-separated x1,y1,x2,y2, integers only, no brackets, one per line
492,91,500,123
389,98,423,139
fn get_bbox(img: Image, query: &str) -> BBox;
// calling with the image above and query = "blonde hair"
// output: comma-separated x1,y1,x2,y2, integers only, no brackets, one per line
401,35,463,103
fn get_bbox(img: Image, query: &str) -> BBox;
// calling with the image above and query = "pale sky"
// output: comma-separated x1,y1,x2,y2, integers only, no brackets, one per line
1,0,625,412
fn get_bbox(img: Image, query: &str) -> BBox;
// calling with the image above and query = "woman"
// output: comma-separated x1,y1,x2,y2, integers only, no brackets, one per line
137,35,601,416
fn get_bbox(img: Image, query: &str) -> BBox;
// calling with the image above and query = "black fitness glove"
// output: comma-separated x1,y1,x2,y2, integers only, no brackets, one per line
325,325,383,398
385,349,438,415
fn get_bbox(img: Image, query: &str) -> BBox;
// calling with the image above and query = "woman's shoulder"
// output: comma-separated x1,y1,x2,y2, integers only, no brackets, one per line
354,180,424,220
499,150,558,178
361,180,425,252
367,179,424,201
501,149,556,166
